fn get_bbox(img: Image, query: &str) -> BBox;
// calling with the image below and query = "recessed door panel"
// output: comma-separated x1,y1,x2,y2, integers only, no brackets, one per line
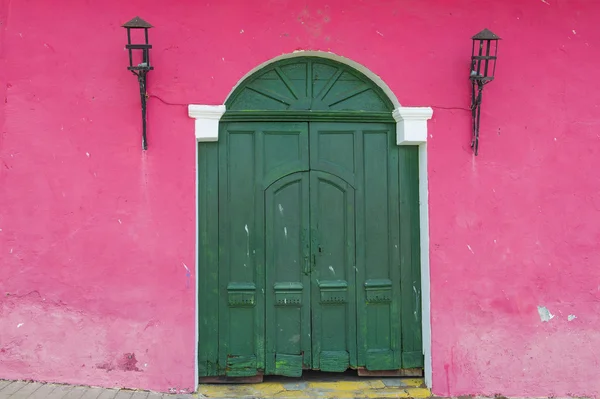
218,125,262,377
357,126,402,371
309,170,357,371
265,172,311,376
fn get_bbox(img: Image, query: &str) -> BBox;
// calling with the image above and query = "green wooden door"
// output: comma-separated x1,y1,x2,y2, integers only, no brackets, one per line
216,121,309,377
309,170,357,372
308,122,407,373
265,171,311,376
197,57,422,380
264,168,357,376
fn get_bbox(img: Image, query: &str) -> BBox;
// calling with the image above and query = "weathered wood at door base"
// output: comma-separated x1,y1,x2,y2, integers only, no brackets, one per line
199,373,264,384
357,367,423,377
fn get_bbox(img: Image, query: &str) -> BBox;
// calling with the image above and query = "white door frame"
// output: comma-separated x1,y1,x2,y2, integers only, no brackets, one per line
189,51,433,391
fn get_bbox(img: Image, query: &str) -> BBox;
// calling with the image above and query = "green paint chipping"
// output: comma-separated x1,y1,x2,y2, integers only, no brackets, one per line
320,351,350,372
275,354,303,377
227,355,258,377
366,349,396,371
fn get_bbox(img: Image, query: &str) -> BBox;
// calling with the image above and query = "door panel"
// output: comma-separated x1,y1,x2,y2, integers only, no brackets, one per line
310,122,405,372
357,126,402,371
398,146,423,368
309,125,356,186
218,126,261,377
262,124,310,186
265,172,311,376
217,122,309,377
198,142,219,377
309,171,357,371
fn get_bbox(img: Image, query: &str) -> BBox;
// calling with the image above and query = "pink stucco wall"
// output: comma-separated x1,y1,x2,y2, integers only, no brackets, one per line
1,0,599,396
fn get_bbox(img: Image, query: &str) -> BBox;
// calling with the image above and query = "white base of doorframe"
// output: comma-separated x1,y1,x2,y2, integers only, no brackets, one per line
190,52,433,391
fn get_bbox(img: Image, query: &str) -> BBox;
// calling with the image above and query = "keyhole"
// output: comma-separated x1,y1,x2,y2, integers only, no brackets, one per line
318,246,322,253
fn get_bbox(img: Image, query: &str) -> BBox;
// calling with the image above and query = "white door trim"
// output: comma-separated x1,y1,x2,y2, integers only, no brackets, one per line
393,106,433,386
189,51,433,390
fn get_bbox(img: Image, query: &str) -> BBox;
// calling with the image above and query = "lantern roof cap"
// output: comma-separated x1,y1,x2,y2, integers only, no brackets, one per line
472,28,501,40
122,16,153,29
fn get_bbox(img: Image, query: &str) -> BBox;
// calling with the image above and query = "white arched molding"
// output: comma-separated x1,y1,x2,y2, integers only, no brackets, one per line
188,104,226,141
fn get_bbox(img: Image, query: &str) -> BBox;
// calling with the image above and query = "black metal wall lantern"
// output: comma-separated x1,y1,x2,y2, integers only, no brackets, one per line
123,16,153,150
470,28,500,155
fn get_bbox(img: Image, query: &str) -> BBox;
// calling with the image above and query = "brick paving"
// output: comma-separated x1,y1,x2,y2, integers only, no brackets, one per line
0,381,195,399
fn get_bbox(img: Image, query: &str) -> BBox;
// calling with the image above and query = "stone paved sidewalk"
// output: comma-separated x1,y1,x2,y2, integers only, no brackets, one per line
0,381,194,399
0,378,438,399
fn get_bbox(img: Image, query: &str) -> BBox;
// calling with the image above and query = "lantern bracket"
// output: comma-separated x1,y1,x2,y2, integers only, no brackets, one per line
470,79,485,156
122,16,153,150
469,28,500,156
134,70,150,150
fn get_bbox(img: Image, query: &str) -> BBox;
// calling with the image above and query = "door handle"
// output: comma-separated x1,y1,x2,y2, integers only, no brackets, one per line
302,228,310,275
303,255,311,275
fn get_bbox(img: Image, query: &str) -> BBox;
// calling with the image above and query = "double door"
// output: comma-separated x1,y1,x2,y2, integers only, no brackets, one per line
199,121,422,378
265,168,356,376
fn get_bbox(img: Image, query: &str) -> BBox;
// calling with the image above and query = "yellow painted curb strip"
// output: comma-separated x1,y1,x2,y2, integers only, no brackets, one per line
198,378,431,398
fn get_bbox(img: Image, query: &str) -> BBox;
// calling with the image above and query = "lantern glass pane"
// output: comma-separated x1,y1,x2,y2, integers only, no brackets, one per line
476,40,484,76
471,39,499,81
490,40,499,79
131,48,145,68
483,40,491,77
129,28,147,45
